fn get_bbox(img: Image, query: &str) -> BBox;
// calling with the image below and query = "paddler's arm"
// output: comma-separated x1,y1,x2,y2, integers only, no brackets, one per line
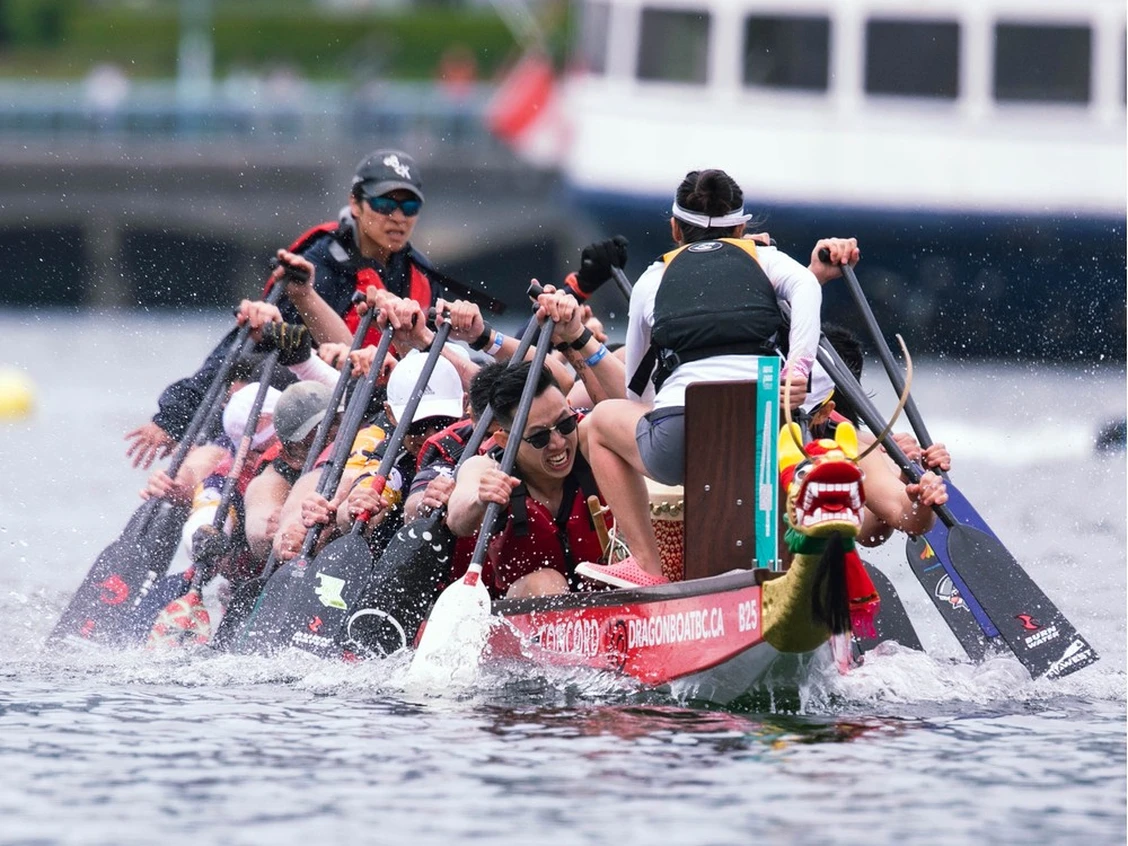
856,447,945,546
273,248,355,346
809,237,860,284
433,296,574,393
537,285,625,403
446,454,518,537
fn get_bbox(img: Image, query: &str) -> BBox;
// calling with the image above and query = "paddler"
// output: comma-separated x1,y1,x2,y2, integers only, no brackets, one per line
446,361,609,599
578,168,824,588
124,149,464,470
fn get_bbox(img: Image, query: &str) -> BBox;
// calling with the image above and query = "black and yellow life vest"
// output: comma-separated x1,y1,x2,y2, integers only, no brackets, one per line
629,238,783,396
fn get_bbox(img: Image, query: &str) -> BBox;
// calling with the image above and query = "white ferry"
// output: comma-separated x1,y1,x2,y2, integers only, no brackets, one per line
555,0,1126,358
562,0,1124,220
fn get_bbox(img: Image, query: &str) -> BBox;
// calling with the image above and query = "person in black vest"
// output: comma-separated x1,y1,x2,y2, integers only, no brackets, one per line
124,149,462,469
577,168,824,588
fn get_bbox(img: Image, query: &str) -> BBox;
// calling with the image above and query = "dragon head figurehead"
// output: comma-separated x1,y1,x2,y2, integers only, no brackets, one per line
778,421,865,539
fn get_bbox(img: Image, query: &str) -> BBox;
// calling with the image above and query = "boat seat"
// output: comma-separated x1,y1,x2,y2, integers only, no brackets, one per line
683,379,760,581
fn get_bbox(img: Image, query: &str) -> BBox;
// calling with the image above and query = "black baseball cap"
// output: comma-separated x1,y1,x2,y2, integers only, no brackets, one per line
352,149,424,202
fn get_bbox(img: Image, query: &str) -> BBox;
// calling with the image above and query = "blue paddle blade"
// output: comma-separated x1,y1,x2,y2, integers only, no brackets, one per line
944,524,1099,679
905,532,991,661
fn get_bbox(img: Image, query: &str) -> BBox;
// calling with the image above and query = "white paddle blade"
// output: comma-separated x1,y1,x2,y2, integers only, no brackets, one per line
407,572,492,688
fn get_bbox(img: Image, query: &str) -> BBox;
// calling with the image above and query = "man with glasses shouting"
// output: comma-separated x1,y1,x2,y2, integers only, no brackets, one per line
445,360,609,600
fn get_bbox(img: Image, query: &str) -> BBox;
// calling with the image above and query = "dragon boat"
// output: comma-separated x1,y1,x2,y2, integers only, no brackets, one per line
395,372,893,705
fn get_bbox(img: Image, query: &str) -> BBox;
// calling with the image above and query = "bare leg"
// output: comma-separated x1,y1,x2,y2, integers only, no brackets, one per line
506,568,569,599
581,400,664,577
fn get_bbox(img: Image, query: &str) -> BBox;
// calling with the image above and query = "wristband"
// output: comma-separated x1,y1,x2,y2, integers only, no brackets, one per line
584,344,609,368
486,331,505,357
469,324,494,351
555,326,593,354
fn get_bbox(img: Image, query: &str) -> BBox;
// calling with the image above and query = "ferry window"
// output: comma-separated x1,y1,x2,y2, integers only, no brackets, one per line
865,19,960,98
575,2,611,75
743,15,830,91
994,23,1091,103
638,8,710,84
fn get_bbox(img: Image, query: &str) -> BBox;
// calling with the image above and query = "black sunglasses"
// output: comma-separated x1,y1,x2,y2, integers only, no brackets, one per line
365,195,423,217
522,413,579,450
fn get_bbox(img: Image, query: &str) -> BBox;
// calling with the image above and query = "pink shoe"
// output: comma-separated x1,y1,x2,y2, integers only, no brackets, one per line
576,556,669,589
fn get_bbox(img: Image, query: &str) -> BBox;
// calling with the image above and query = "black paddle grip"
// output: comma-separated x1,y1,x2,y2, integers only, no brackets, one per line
270,257,312,284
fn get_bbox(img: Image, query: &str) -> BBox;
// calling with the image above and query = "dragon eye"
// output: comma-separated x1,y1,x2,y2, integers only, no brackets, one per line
792,463,812,485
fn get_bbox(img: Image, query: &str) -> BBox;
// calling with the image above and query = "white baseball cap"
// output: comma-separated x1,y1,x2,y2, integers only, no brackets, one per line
222,382,281,449
386,350,464,425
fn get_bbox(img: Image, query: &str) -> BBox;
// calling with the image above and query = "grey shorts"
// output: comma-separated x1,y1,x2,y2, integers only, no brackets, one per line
635,406,685,486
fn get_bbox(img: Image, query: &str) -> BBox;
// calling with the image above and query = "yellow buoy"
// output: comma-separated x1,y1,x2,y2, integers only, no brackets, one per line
0,367,34,419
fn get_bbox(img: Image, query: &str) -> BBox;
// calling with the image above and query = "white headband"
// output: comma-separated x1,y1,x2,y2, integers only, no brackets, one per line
671,201,752,229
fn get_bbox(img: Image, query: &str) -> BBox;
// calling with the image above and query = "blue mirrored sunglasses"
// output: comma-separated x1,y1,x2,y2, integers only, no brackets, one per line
365,195,423,217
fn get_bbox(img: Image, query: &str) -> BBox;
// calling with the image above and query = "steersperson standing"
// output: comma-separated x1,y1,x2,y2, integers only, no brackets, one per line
125,149,468,469
577,168,824,588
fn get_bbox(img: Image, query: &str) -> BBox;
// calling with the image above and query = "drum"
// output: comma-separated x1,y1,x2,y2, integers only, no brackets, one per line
647,479,684,583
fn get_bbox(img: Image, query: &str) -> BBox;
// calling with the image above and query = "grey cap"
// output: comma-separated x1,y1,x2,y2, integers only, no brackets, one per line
273,381,333,444
352,149,424,202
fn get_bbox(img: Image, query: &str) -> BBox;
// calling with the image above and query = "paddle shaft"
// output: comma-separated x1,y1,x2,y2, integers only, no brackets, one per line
353,320,455,526
610,266,633,303
254,297,373,578
293,322,397,562
821,254,941,466
465,317,556,574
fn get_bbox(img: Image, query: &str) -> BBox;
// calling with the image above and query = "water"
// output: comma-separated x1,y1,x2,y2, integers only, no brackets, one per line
1,310,1124,845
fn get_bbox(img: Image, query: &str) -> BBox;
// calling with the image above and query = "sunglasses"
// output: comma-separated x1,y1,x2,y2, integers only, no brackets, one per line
365,195,423,217
522,413,579,450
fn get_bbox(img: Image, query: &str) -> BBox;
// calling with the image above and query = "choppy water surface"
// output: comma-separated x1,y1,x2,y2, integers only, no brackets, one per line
1,311,1125,845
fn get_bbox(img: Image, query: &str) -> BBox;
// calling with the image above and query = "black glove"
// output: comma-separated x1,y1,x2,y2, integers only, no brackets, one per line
258,321,311,366
190,524,232,564
573,235,629,297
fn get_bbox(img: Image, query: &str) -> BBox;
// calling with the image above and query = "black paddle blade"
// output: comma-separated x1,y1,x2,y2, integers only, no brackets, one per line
341,514,454,658
856,561,923,653
905,534,990,661
48,502,188,646
235,532,376,657
209,576,266,651
945,524,1098,679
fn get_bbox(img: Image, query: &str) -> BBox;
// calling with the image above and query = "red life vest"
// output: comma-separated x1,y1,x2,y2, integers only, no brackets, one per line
451,458,607,598
264,221,433,348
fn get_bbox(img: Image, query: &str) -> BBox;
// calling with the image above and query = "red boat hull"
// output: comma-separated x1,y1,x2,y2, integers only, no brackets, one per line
484,570,795,698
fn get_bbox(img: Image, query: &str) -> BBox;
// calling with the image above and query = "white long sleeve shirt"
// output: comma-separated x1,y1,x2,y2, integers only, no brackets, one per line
625,245,822,410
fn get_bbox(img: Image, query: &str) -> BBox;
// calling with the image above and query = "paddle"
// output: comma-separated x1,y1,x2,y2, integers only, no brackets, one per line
146,353,282,647
408,315,556,678
820,252,1003,642
230,318,398,654
806,327,991,660
265,319,456,658
815,331,1098,678
343,303,544,658
209,295,372,649
48,277,291,646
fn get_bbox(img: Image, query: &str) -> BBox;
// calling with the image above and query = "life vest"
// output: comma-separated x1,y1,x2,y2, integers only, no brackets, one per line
451,452,606,597
264,221,434,348
629,238,783,395
416,418,475,474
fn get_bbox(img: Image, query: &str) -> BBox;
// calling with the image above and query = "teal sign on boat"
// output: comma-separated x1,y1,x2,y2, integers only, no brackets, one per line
755,356,780,569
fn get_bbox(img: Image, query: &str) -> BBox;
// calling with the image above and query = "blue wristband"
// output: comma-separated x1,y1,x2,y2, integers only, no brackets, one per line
487,331,505,357
584,344,609,368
